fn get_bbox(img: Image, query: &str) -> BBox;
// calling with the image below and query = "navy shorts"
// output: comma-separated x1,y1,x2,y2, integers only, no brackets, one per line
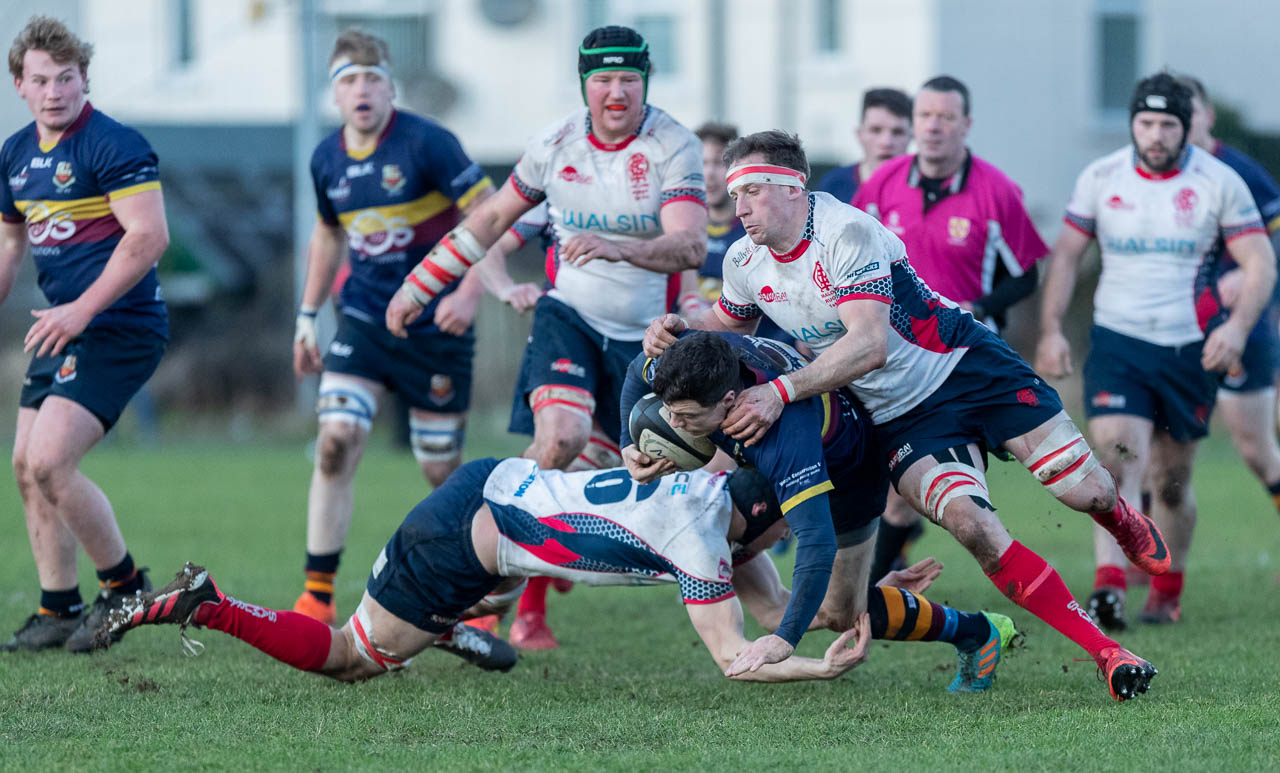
1084,325,1215,442
824,391,889,543
20,325,165,431
1219,329,1278,393
366,458,503,633
877,332,1063,487
324,312,473,413
508,295,642,442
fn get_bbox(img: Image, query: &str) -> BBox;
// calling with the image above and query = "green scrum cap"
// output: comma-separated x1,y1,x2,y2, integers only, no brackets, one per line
578,25,650,103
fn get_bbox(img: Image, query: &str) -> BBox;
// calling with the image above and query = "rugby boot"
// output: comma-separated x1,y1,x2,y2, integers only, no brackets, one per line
65,569,152,653
464,615,500,634
1139,589,1182,625
509,611,559,650
293,591,336,626
1087,587,1127,632
434,622,518,672
948,612,1017,694
1104,495,1171,576
1099,646,1157,702
1,612,81,652
97,563,224,649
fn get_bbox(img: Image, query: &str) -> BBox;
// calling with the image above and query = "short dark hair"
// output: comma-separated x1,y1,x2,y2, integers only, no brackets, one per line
695,121,738,147
862,87,912,121
722,130,810,182
651,333,741,407
1176,74,1209,103
919,75,970,116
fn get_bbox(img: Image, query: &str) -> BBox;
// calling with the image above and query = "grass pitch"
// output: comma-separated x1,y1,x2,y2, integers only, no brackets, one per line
1,431,1278,771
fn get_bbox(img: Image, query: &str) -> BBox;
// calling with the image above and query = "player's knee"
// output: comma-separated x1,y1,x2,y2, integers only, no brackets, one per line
1023,421,1105,505
315,378,377,474
409,415,465,475
534,422,590,469
316,426,361,477
1153,467,1191,510
323,629,382,683
26,451,71,505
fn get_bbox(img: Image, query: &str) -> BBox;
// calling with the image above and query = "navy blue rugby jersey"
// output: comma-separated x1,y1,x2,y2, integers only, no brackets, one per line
0,102,167,336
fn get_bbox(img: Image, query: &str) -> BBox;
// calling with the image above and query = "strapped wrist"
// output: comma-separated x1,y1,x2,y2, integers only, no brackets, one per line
768,374,796,404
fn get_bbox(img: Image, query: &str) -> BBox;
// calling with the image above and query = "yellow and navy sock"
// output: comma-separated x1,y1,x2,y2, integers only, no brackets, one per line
1267,479,1280,513
97,552,145,595
867,586,992,651
39,588,84,618
304,551,341,605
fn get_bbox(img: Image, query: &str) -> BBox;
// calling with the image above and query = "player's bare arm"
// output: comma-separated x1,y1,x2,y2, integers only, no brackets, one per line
293,220,347,378
386,179,533,336
0,220,26,306
1202,231,1277,372
25,189,168,357
470,230,542,312
722,298,887,446
1034,224,1094,378
560,199,707,272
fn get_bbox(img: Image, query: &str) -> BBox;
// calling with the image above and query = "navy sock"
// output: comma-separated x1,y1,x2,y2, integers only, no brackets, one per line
869,522,917,586
304,551,341,604
97,552,144,595
40,587,85,618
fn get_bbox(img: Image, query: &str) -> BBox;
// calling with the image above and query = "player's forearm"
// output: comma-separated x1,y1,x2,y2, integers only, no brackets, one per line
727,653,842,682
774,499,837,645
1038,243,1086,335
0,241,24,307
1224,237,1277,334
300,228,346,309
788,330,885,401
74,227,168,316
622,230,705,274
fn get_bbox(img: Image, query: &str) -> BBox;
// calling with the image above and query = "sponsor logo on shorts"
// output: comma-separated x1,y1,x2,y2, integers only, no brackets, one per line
329,342,354,357
429,374,455,404
947,216,971,244
1091,391,1126,409
1017,388,1039,407
558,165,593,184
758,285,788,303
52,161,75,192
550,358,586,378
888,442,913,472
54,355,77,384
429,614,457,626
627,153,650,201
381,164,405,194
1173,186,1198,227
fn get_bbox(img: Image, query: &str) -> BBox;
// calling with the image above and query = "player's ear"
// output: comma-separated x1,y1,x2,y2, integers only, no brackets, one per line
720,390,736,409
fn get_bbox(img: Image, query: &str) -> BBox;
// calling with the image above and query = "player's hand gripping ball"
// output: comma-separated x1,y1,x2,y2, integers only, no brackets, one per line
628,393,717,471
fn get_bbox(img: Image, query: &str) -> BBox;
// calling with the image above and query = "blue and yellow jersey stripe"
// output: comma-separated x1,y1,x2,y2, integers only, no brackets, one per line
780,480,834,514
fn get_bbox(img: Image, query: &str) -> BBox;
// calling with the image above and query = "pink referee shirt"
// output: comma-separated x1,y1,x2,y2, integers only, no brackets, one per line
852,152,1047,305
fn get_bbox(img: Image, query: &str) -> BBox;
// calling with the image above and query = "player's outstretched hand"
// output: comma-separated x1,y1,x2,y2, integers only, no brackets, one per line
1034,331,1073,379
823,613,872,677
499,282,542,313
385,286,425,338
434,287,481,337
25,302,92,357
1202,320,1245,374
622,444,676,483
642,313,686,358
876,557,943,593
721,383,783,447
724,633,794,677
560,233,624,267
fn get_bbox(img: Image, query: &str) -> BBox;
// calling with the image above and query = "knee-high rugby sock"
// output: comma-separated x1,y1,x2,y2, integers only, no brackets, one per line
195,597,331,672
517,576,551,616
303,551,340,604
868,522,916,587
867,586,992,651
987,540,1116,666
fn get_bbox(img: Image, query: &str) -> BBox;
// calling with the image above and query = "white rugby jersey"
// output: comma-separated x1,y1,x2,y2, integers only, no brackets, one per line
485,460,736,604
1064,144,1265,346
510,106,706,340
719,192,986,423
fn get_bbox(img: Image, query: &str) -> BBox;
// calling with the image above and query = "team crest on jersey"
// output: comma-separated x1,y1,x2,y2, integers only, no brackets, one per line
429,375,455,404
1173,187,1198,227
758,285,788,303
627,153,650,200
55,355,77,384
52,161,75,192
812,261,836,306
381,164,405,194
559,165,593,184
947,216,971,243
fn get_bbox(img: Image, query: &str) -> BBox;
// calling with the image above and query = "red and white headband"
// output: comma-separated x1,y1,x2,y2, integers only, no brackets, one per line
726,164,807,194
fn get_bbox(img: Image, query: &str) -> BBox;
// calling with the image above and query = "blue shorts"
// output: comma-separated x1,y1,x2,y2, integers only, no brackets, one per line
824,390,889,542
324,312,473,413
366,458,503,633
1084,325,1215,442
1219,329,1278,393
508,295,642,442
20,325,165,431
877,331,1063,487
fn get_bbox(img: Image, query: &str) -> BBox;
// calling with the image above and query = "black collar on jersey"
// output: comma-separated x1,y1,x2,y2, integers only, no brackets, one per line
908,149,973,214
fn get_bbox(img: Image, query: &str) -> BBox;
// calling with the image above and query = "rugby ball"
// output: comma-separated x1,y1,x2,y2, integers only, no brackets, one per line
628,392,717,471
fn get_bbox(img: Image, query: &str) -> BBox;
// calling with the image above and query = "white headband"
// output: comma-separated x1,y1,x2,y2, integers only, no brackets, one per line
726,163,807,194
329,57,391,83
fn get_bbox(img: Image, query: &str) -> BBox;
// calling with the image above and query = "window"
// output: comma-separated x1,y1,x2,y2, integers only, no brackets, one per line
1096,1,1140,114
175,0,195,66
633,15,676,76
816,0,840,53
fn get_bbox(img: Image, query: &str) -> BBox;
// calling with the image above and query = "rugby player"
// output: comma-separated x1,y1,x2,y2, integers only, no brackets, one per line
101,460,1010,691
851,75,1051,590
290,30,495,625
643,130,1167,701
1035,74,1276,629
384,26,706,649
0,18,169,653
815,87,912,204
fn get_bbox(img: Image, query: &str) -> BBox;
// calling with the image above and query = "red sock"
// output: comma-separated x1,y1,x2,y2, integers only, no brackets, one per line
1094,564,1126,591
1090,494,1127,530
517,576,551,616
195,596,331,672
1150,570,1184,598
987,541,1117,665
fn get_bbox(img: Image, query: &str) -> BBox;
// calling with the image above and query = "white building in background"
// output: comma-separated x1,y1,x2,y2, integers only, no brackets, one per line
4,0,1279,228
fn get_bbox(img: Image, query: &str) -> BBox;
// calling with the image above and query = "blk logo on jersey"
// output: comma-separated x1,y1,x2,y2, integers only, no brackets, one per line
1173,187,1198,227
812,261,836,306
381,164,405,194
758,285,788,303
55,355,77,384
627,153,650,201
52,161,75,192
558,165,593,184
